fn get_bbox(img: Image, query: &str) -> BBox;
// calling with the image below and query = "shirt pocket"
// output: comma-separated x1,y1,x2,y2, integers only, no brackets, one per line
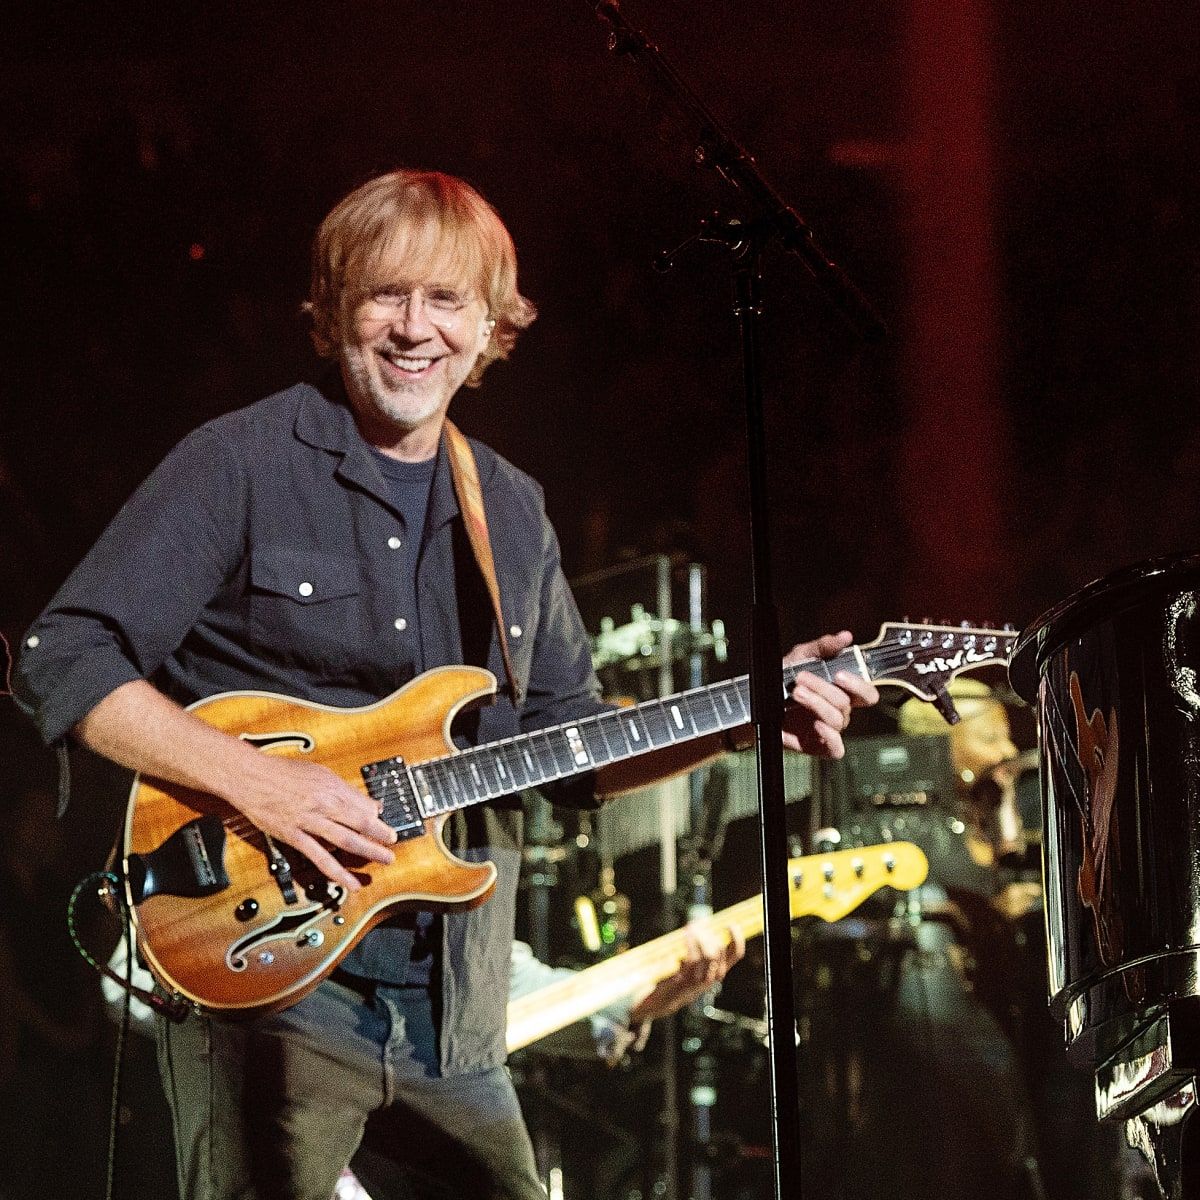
248,546,365,667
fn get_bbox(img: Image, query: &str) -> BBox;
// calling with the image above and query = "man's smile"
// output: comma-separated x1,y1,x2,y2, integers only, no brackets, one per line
378,349,441,378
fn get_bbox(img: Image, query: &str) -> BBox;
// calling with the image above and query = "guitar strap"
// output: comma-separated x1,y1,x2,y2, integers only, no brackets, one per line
443,419,523,708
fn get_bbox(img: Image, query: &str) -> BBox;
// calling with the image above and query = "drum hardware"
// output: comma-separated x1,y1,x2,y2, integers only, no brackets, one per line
591,607,728,674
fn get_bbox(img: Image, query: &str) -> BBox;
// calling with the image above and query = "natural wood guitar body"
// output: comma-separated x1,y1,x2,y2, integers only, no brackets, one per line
124,667,499,1015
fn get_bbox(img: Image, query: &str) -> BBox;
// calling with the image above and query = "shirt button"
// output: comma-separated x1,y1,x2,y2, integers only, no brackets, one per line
387,536,402,550
297,582,314,597
25,635,40,648
394,617,408,632
509,624,522,638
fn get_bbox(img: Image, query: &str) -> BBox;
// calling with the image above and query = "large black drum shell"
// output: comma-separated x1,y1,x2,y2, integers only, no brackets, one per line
1010,554,1200,1058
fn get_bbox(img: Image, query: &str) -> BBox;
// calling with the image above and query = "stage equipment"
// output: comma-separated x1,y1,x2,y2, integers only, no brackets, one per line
1011,553,1200,1200
574,551,730,1199
583,3,887,1195
816,732,957,827
591,750,812,864
805,727,1053,1199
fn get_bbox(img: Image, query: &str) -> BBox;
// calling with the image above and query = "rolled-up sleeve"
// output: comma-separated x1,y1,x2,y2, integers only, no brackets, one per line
14,424,247,745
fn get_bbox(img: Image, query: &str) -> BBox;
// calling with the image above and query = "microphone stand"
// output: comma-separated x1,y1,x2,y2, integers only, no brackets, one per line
585,6,885,1199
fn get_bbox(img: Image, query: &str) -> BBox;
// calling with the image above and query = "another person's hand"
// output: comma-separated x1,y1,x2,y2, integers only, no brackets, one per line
628,923,746,1025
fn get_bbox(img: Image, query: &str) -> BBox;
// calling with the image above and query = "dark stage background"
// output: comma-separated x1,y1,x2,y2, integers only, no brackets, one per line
2,1,1199,1196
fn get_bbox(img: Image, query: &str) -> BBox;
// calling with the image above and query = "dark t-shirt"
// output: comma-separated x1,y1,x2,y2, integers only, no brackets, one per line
353,448,439,985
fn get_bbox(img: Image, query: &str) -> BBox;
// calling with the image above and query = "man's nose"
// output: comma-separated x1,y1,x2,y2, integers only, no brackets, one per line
394,290,435,339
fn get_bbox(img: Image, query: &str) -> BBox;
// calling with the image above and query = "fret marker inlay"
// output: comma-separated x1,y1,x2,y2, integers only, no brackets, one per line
565,727,590,767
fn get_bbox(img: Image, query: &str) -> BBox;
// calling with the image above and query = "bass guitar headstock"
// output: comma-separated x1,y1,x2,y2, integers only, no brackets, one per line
787,842,929,922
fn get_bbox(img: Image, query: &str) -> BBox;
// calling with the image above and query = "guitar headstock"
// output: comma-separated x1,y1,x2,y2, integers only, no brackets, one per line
859,622,1017,722
787,842,929,923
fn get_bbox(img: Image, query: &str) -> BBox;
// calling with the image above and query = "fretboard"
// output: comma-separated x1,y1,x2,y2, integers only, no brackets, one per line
362,648,863,834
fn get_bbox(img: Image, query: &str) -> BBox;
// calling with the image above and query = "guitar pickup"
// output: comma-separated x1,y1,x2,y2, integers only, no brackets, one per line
126,816,229,904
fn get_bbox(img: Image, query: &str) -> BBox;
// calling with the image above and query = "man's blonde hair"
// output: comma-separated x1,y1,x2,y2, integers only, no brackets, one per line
306,169,536,387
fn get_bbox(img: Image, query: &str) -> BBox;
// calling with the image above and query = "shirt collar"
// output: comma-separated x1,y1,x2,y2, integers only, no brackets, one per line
291,376,468,534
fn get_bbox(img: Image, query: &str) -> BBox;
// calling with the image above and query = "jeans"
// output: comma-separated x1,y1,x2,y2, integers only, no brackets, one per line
157,976,545,1200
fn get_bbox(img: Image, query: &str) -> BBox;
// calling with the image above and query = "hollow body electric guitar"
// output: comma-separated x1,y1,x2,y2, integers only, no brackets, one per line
506,841,928,1053
124,622,1014,1016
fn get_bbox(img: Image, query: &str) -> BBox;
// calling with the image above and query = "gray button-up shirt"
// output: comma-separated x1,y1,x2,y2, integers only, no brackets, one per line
16,380,607,1073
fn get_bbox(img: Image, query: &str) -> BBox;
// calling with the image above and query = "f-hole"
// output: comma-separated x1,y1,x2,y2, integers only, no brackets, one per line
239,732,316,753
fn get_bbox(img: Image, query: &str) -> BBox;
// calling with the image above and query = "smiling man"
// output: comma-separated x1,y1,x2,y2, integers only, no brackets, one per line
15,169,876,1200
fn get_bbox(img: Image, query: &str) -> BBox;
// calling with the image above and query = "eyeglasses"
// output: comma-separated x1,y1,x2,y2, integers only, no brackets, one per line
360,285,481,329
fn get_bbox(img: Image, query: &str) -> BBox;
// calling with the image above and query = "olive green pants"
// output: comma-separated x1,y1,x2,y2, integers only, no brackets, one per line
157,978,545,1200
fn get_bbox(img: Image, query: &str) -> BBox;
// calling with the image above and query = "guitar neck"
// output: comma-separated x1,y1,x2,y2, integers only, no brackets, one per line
364,623,1015,832
369,653,859,829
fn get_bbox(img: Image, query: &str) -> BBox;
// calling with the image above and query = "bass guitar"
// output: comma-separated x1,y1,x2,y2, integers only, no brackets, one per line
123,620,1013,1015
506,841,928,1053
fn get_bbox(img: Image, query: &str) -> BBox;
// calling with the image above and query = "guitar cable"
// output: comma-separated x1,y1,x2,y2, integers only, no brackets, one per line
68,871,192,1200
66,870,190,1023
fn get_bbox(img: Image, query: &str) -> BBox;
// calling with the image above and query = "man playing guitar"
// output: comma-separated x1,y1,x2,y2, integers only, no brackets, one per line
15,169,875,1200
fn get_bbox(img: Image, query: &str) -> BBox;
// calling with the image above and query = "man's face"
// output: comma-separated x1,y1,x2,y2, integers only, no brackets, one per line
339,278,492,442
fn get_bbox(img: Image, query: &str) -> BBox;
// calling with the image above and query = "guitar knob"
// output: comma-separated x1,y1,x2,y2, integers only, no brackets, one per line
235,898,259,922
